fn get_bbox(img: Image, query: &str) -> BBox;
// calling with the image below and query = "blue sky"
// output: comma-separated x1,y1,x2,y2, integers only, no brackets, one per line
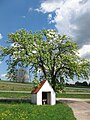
0,0,90,82
0,0,55,79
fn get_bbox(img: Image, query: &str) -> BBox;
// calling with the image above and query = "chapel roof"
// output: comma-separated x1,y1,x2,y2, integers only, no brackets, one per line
32,80,47,94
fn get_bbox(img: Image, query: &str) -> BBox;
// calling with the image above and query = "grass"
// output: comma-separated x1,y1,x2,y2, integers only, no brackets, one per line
0,92,31,98
0,82,90,99
65,87,90,93
0,92,90,99
0,82,90,92
0,103,76,120
0,83,32,91
87,102,90,103
57,93,90,99
0,80,9,82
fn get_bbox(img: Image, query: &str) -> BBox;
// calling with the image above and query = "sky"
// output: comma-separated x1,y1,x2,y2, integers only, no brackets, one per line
0,0,90,82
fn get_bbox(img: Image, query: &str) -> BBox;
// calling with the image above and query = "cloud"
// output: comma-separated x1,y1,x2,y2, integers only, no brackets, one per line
48,14,53,23
71,11,90,47
28,7,33,12
21,7,33,19
0,33,3,39
79,0,88,4
0,61,2,64
38,0,63,13
36,0,90,59
48,14,52,20
0,74,6,77
21,16,26,18
37,0,90,44
78,44,90,58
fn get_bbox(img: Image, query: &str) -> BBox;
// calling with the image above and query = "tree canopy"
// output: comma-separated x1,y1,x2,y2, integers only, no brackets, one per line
0,29,90,92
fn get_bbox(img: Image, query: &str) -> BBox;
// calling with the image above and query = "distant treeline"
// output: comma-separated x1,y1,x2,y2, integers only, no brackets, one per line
66,81,90,87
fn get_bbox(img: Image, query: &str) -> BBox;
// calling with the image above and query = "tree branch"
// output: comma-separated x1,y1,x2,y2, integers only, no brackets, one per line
39,56,47,78
55,66,70,78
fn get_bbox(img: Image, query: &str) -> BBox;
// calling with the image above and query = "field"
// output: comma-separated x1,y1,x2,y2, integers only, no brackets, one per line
65,87,90,93
0,103,76,120
0,82,32,91
0,81,90,120
0,81,90,99
0,82,76,120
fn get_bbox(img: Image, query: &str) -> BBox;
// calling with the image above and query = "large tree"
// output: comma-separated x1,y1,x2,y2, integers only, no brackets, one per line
0,29,90,91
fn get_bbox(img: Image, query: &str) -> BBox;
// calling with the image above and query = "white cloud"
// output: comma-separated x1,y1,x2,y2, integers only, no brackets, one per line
0,74,6,77
0,61,2,64
48,14,52,20
54,0,89,35
0,33,3,39
38,0,64,13
48,14,53,23
37,0,90,39
28,7,33,12
21,7,32,19
37,0,90,59
78,44,90,58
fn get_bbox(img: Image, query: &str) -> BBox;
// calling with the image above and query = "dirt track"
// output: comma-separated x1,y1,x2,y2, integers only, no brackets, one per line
57,98,90,120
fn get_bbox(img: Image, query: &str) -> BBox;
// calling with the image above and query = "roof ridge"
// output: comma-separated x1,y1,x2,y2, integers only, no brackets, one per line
32,80,47,94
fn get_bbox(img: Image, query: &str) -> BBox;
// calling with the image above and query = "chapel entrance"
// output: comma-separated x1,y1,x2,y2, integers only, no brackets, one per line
42,92,51,105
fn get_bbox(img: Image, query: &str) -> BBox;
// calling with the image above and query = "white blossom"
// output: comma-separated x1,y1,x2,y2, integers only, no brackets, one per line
32,50,37,54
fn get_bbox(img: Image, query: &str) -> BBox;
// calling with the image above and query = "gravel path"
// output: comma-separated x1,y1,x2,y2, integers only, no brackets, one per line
68,101,90,120
57,98,90,120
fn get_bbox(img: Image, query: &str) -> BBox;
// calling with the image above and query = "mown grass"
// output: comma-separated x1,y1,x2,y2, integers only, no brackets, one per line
0,92,31,98
0,103,76,120
57,93,90,99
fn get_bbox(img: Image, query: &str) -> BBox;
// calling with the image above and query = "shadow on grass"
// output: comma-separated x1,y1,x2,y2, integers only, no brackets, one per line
0,99,32,104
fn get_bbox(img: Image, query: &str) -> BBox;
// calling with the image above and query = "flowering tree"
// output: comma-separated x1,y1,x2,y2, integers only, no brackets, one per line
0,29,90,92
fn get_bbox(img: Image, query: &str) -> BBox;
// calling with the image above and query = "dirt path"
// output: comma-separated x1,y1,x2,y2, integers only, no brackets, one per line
68,101,90,120
57,98,90,120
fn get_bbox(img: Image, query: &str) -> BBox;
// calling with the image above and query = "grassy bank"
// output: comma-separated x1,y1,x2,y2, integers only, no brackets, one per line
0,103,76,120
57,93,90,99
0,92,31,98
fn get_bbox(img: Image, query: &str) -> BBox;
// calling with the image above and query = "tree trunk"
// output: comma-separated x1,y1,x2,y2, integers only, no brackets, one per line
51,76,56,91
59,77,64,91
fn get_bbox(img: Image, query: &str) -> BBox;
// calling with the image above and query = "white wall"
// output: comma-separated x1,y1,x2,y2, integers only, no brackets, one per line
51,90,56,105
37,81,56,105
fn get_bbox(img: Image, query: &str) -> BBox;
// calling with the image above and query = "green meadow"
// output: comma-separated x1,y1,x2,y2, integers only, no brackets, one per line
0,103,76,120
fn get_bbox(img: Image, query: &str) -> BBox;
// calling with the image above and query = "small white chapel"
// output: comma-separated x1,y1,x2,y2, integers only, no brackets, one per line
31,80,56,105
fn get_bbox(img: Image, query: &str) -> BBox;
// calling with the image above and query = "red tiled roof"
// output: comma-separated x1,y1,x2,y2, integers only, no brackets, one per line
32,80,47,94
